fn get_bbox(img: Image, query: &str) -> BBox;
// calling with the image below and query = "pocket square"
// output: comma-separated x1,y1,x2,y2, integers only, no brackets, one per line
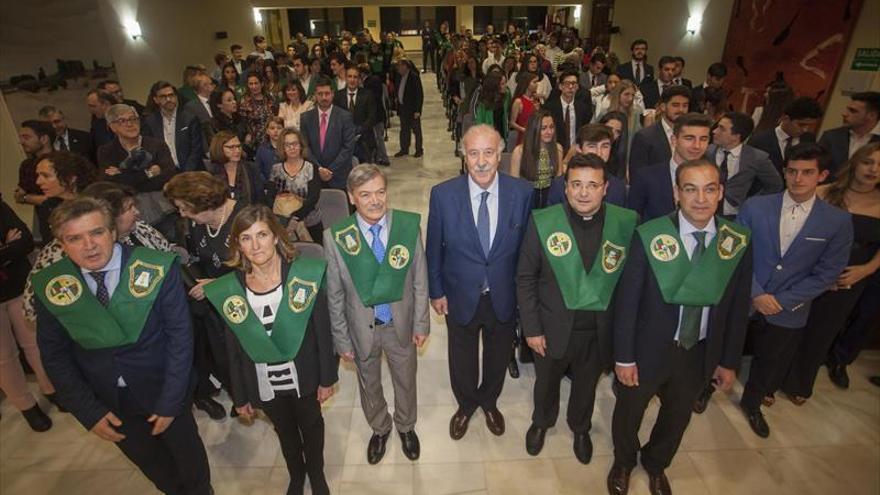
804,237,827,242
180,126,189,131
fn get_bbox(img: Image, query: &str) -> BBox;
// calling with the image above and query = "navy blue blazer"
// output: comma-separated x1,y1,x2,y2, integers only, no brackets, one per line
547,174,627,207
819,126,880,180
627,162,675,222
300,105,356,189
737,193,853,329
629,122,671,173
427,173,534,326
142,108,206,172
36,246,195,430
614,213,753,379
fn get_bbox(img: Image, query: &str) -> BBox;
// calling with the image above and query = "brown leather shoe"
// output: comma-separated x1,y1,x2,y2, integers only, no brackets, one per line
484,407,505,436
449,409,471,440
786,394,807,406
606,464,632,495
648,471,672,495
761,395,775,407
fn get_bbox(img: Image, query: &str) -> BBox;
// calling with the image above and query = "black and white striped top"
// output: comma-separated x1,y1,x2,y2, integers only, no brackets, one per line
246,283,301,401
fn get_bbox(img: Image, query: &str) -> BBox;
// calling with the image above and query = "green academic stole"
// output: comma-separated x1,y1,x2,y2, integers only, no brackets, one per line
33,247,175,349
637,215,750,306
330,210,421,306
204,257,326,363
533,203,638,311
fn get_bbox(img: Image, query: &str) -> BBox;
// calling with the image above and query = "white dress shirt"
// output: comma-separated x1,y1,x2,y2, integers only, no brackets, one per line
356,212,389,247
668,157,680,188
779,190,816,256
774,125,799,159
716,143,742,215
54,129,69,151
198,94,212,118
848,122,880,157
467,172,499,249
560,95,577,149
661,118,674,149
161,111,179,166
674,211,716,342
631,60,646,83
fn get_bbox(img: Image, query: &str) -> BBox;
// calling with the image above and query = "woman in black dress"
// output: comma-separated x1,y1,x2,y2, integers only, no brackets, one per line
781,142,880,402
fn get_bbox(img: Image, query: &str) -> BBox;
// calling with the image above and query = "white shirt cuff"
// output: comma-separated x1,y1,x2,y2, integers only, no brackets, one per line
615,362,636,367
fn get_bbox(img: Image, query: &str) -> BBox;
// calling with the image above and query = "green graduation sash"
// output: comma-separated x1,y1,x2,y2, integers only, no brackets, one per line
330,210,421,306
534,203,638,311
638,215,750,306
204,257,326,363
33,247,176,350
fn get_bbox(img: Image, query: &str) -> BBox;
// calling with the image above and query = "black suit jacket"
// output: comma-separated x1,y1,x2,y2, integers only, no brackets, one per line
58,128,94,162
613,214,753,379
142,108,206,172
395,70,424,115
334,87,377,152
639,78,662,110
690,85,706,113
617,60,654,84
819,126,880,180
544,89,594,153
36,246,195,430
748,129,817,177
516,205,614,367
629,122,671,173
626,161,675,221
96,136,176,192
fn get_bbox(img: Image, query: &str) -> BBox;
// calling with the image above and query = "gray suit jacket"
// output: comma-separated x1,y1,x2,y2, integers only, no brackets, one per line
579,71,608,90
324,211,430,357
708,143,783,208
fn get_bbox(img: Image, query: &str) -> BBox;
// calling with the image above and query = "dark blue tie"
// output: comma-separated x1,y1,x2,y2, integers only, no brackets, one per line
369,224,392,324
89,271,110,306
477,191,491,256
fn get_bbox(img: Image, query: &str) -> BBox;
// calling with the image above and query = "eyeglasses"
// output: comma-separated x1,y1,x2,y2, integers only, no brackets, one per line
561,81,579,87
283,142,301,149
113,117,140,126
568,181,605,192
155,93,176,100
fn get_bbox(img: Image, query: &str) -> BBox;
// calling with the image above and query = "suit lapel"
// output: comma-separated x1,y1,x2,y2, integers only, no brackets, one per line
768,194,783,258
489,175,514,256
456,177,486,259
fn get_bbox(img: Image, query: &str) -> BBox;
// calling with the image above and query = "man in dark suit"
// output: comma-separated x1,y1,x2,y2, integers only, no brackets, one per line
608,159,752,495
737,143,852,438
420,21,436,73
629,85,691,173
639,56,679,111
690,63,727,114
300,77,357,190
672,57,693,88
334,65,378,164
518,153,637,465
38,105,93,161
818,91,880,179
427,125,533,440
142,81,205,172
548,124,627,207
182,73,216,147
34,197,211,494
394,59,424,158
579,53,608,90
617,38,653,85
544,68,593,154
628,113,711,221
98,79,146,117
747,96,822,176
87,89,119,151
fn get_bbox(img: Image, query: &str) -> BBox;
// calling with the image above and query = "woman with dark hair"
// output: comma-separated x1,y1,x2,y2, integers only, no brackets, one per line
782,142,880,402
204,205,336,495
702,86,728,124
263,60,282,99
474,71,512,141
207,130,265,206
34,151,97,243
220,62,245,101
753,72,794,132
255,117,285,181
277,81,314,130
510,109,564,208
211,87,246,142
267,128,323,243
501,55,518,84
239,73,277,151
509,72,538,146
599,111,627,178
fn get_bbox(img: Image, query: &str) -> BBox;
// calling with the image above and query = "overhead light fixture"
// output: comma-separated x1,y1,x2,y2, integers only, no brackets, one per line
124,19,142,40
253,8,262,24
686,15,701,35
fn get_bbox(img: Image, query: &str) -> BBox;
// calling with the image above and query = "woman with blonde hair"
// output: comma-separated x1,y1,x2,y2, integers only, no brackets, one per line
605,80,645,168
205,204,336,495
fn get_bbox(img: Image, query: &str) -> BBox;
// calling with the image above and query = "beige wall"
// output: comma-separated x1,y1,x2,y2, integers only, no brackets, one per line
0,94,29,221
819,0,880,133
609,0,734,83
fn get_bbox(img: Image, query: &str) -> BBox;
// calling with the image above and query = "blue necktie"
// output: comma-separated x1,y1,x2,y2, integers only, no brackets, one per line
89,271,110,306
477,191,491,292
369,224,393,324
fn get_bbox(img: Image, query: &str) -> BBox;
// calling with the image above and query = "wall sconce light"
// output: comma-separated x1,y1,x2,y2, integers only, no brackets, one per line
124,19,142,40
686,15,701,35
253,8,262,24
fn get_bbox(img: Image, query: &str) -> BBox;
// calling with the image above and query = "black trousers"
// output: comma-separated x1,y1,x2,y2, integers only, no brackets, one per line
830,281,880,365
612,340,706,474
116,388,211,495
422,47,434,72
741,317,803,410
190,300,231,399
532,331,602,433
262,393,329,495
398,111,423,154
447,293,516,415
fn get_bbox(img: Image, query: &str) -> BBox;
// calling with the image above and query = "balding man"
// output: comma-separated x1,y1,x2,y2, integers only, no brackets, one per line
427,125,534,440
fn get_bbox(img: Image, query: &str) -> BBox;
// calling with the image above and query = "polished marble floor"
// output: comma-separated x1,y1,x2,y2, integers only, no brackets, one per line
2,73,879,494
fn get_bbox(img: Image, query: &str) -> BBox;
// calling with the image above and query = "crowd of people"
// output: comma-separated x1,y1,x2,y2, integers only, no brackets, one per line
2,20,879,495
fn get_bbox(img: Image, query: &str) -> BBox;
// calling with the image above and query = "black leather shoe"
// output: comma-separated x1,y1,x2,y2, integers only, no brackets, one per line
45,393,67,413
525,424,546,456
742,405,770,438
194,397,226,420
21,404,52,432
692,384,715,414
648,471,672,495
828,363,850,389
607,463,633,495
449,409,471,440
367,432,390,464
393,150,408,157
508,356,520,379
413,150,424,158
484,407,505,436
399,430,420,461
376,160,391,166
573,432,593,464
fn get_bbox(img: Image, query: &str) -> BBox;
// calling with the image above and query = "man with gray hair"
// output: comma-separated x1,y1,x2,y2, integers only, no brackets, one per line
38,105,93,159
324,163,429,464
427,125,534,440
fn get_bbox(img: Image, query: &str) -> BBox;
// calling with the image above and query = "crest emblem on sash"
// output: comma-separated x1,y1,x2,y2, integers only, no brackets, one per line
387,244,410,269
546,232,572,257
222,295,249,324
288,277,318,313
717,224,747,260
128,260,165,298
334,224,362,256
45,275,82,306
601,241,626,273
650,234,680,262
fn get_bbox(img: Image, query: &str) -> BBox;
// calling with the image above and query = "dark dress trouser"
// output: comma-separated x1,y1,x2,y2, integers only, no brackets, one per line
830,277,880,366
398,111,423,154
262,393,329,495
741,317,803,410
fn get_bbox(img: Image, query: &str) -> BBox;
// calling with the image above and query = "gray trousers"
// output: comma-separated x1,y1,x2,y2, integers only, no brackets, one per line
354,322,418,435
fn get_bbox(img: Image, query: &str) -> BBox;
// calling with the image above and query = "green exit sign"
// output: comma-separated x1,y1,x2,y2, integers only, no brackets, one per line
851,48,880,71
